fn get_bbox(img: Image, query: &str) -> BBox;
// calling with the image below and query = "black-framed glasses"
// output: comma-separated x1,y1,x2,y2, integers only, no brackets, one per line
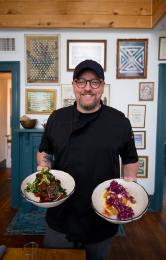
74,78,103,89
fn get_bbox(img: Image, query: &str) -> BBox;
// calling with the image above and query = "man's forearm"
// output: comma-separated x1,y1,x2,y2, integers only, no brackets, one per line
123,161,139,181
37,151,53,170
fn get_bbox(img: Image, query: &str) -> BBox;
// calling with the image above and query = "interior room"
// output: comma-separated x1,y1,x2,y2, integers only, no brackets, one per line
0,0,166,259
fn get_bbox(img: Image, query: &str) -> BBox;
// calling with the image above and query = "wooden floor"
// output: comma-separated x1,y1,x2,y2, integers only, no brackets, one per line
0,167,166,259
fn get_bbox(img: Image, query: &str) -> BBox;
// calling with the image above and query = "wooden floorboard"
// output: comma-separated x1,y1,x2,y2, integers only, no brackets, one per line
0,167,166,259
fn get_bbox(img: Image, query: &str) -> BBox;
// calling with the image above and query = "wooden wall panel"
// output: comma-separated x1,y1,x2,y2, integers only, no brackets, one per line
152,0,166,27
0,0,163,29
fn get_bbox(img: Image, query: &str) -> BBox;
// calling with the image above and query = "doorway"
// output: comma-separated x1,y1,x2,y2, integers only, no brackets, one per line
0,61,20,208
0,72,12,168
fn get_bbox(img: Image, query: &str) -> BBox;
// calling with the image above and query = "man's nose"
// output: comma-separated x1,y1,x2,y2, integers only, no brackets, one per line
84,80,91,90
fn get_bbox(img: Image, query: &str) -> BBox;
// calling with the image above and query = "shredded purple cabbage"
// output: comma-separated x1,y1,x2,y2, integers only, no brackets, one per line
105,180,136,220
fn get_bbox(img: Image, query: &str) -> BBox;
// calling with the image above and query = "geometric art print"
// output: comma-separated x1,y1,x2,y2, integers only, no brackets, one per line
25,35,59,83
117,39,148,78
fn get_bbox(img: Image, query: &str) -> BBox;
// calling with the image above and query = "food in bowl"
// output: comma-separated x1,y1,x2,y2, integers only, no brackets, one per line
102,180,136,220
25,169,67,202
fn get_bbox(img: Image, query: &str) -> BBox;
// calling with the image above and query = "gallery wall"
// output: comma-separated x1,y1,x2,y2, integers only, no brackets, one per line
0,28,166,195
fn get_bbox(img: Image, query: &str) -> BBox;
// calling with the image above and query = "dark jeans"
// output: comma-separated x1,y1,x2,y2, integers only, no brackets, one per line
44,223,112,260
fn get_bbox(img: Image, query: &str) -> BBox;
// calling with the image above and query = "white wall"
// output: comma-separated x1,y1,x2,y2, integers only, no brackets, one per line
0,28,166,194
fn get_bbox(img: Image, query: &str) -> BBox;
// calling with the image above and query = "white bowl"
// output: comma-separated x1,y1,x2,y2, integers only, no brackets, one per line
21,170,75,208
91,178,149,224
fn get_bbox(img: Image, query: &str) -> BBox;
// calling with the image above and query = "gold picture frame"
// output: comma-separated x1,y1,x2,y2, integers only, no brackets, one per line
133,131,146,149
128,104,146,128
158,37,166,60
25,89,56,114
139,82,154,101
25,35,59,84
137,156,148,178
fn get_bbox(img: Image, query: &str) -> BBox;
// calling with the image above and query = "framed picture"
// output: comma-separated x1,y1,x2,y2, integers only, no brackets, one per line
61,84,110,107
25,35,59,84
67,40,107,71
116,39,148,78
158,37,166,60
133,131,146,149
25,89,56,114
137,156,148,178
128,104,146,128
61,85,75,107
139,82,154,101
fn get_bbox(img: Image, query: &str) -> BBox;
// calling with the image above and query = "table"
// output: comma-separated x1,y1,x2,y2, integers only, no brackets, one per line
3,247,86,260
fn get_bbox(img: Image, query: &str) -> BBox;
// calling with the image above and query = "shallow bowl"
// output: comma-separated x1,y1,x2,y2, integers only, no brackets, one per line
91,178,149,224
21,170,75,208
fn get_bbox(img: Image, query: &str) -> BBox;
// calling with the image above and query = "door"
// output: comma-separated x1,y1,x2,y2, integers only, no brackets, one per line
0,62,20,208
0,72,12,168
150,64,166,211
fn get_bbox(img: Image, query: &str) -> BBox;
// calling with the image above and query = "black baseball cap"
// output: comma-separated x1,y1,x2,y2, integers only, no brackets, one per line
73,60,105,80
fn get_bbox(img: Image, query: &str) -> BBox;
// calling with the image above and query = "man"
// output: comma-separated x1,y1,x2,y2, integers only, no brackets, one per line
37,60,138,260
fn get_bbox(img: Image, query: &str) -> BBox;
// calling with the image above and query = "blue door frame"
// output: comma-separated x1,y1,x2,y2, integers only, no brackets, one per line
149,64,166,211
0,61,20,208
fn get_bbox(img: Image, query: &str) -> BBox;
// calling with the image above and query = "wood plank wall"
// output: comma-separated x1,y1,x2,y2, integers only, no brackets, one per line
152,0,166,27
0,0,164,29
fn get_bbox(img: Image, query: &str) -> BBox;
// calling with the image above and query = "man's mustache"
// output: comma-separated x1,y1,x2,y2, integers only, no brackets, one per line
81,92,95,95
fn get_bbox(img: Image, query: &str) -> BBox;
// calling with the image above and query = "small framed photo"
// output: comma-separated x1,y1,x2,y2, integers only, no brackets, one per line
25,35,59,84
128,104,146,128
67,40,107,71
117,39,148,78
158,37,166,60
61,85,75,107
137,156,148,178
139,82,154,101
133,131,146,149
61,84,110,107
25,89,56,114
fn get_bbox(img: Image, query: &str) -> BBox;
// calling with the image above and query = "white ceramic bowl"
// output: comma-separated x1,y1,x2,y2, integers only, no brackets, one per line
21,170,75,208
91,178,149,224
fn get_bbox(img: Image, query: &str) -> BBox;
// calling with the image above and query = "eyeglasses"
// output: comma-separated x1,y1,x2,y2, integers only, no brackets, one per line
74,78,103,89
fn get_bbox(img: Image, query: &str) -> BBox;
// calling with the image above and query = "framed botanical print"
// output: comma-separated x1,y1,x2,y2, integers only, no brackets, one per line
128,104,146,128
139,82,154,101
133,131,146,149
137,156,148,178
117,39,148,79
25,89,56,114
67,40,107,71
25,35,59,84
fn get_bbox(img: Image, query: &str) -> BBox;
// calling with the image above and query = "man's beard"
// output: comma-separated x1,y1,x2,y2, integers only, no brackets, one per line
79,92,100,111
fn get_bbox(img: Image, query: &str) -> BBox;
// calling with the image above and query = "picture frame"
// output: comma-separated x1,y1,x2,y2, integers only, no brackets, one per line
61,84,110,107
67,40,107,71
116,39,148,78
128,104,146,128
25,35,59,84
139,82,154,101
137,156,148,178
133,131,146,149
25,89,56,114
158,37,166,60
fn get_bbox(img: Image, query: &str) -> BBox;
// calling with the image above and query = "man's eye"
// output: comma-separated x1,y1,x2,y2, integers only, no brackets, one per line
92,80,99,84
78,80,85,84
